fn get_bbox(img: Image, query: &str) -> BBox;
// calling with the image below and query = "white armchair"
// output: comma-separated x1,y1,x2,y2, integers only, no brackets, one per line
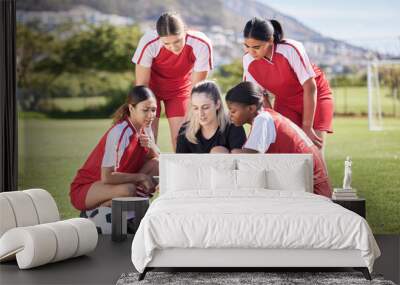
0,189,98,269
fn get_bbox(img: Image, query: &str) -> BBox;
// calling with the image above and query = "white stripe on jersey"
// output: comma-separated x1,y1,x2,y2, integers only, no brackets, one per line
132,30,213,71
102,121,134,170
275,39,316,85
132,30,162,68
243,112,276,153
242,53,267,90
186,31,213,71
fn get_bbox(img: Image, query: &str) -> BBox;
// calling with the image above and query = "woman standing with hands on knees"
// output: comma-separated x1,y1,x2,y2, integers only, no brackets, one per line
242,17,334,165
70,86,159,215
132,12,213,150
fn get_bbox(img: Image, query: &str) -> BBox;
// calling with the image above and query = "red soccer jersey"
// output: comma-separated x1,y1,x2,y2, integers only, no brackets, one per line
243,109,332,197
71,120,150,187
132,30,213,100
243,39,332,114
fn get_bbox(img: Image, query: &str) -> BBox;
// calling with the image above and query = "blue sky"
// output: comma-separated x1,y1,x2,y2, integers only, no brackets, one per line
259,0,400,55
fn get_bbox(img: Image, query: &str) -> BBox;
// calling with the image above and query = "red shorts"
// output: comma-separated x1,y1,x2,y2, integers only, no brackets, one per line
70,182,92,211
274,97,334,133
156,96,190,118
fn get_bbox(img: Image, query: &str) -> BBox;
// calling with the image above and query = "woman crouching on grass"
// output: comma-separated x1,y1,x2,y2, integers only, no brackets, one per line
176,81,247,153
70,86,159,225
225,81,332,198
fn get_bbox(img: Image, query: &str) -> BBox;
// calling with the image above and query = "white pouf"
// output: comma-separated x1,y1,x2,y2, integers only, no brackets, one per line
0,196,17,237
42,220,79,262
65,218,98,258
24,189,60,223
0,189,98,269
0,218,97,269
0,191,39,227
0,226,57,269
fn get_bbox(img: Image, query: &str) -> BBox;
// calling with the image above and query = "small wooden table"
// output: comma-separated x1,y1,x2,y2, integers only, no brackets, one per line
111,197,149,242
332,198,366,218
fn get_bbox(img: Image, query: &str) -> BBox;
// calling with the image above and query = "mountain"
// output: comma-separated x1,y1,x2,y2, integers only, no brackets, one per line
15,0,330,40
16,0,372,71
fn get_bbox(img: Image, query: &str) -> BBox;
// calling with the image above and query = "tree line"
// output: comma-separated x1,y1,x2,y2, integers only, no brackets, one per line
17,22,399,117
17,22,141,112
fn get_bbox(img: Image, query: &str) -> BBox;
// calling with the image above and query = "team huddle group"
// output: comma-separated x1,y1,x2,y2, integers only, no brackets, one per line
70,12,334,214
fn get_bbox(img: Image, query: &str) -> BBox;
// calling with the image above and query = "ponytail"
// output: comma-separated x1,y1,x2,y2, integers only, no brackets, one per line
269,19,284,44
243,17,284,44
112,104,130,125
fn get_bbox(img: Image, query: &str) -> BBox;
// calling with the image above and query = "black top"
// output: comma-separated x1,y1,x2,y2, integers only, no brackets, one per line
176,122,247,153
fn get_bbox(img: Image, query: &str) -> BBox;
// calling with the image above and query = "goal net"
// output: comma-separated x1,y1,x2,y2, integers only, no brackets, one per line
367,60,400,131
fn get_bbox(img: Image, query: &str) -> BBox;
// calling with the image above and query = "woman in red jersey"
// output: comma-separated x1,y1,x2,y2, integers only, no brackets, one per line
242,17,334,163
70,86,159,212
226,82,332,198
132,12,213,150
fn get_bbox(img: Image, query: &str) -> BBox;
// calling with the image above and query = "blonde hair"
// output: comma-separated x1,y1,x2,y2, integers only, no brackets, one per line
184,81,229,144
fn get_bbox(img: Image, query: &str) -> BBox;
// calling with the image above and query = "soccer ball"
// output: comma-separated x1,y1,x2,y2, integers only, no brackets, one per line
80,207,137,235
81,207,112,235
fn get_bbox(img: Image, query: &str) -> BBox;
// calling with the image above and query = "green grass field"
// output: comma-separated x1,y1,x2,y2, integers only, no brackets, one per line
18,116,400,233
333,86,400,116
41,86,400,117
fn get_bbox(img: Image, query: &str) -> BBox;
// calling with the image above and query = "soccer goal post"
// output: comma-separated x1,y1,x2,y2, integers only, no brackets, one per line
367,59,400,131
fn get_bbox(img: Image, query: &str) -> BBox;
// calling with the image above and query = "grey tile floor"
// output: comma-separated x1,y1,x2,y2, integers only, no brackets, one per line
0,235,398,285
